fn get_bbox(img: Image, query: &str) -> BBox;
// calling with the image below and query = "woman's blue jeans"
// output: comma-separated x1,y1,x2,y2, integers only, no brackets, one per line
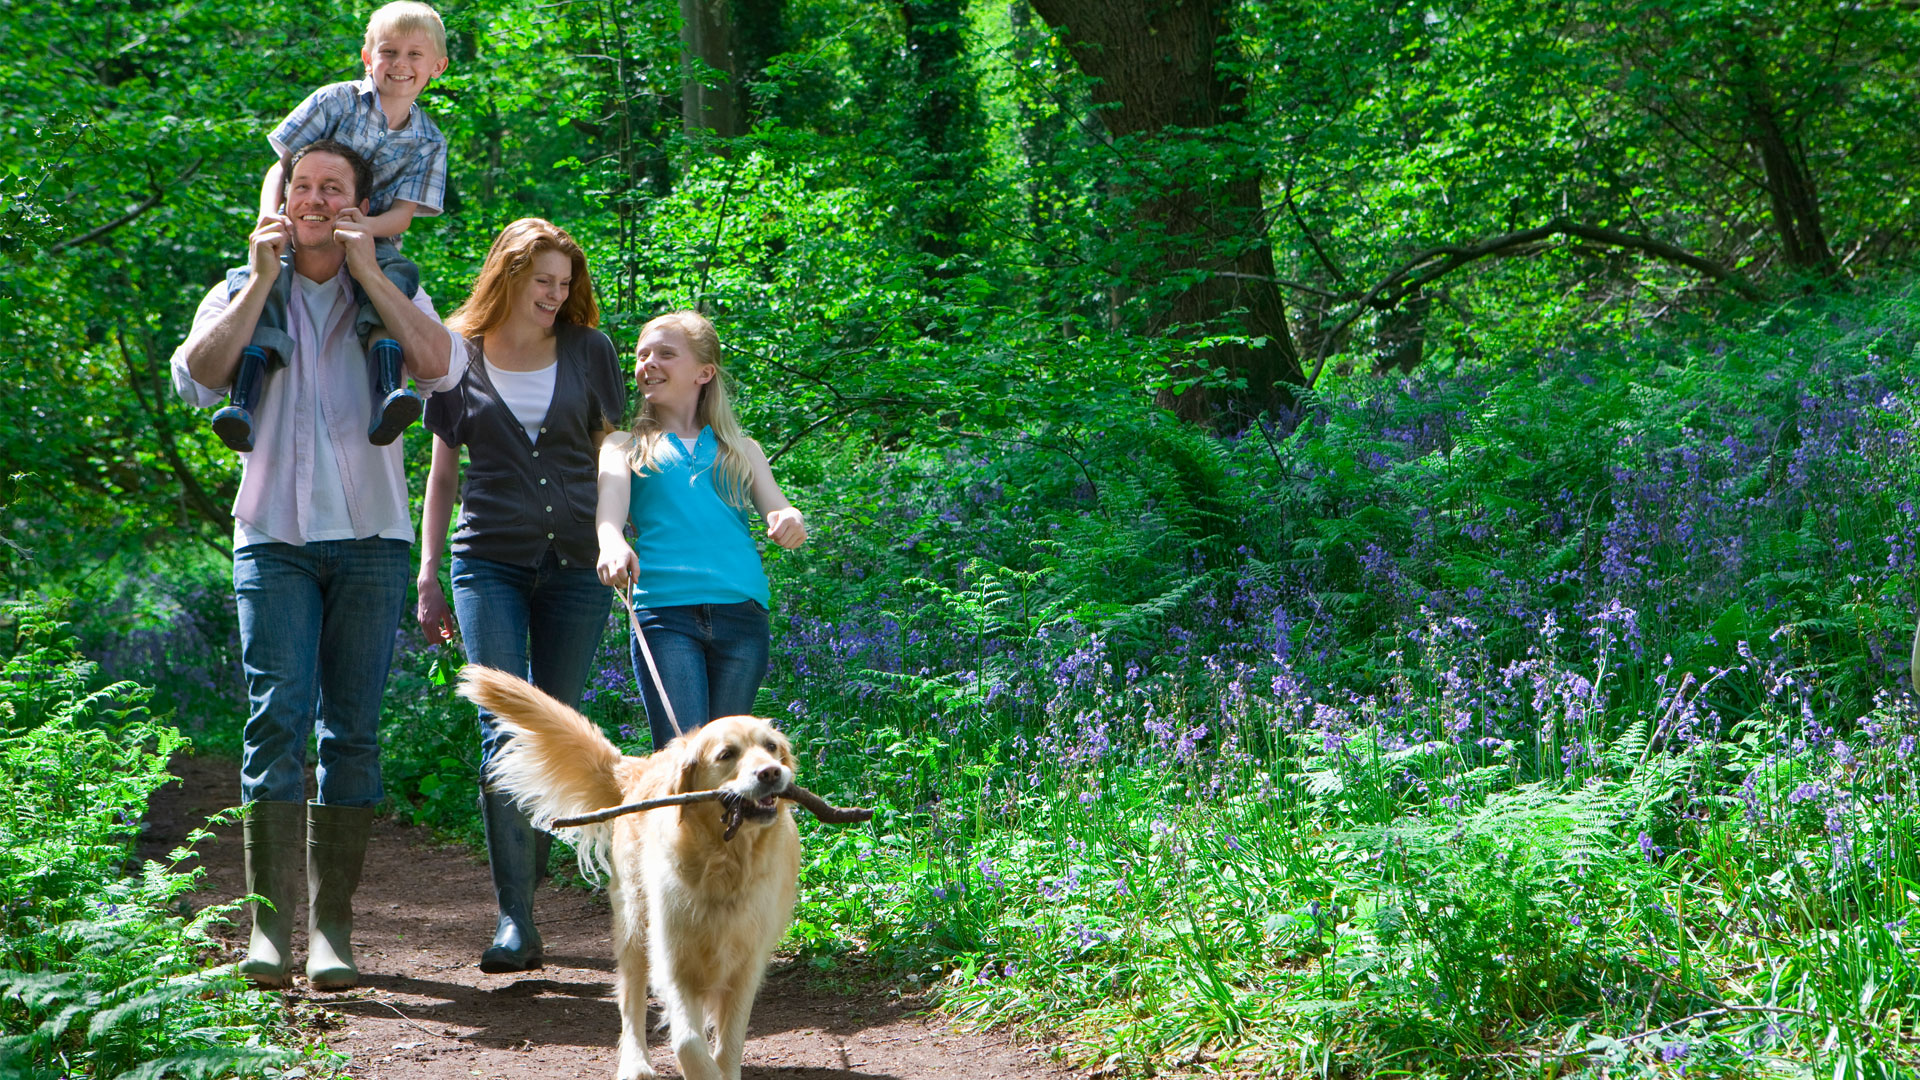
451,551,612,776
628,600,770,749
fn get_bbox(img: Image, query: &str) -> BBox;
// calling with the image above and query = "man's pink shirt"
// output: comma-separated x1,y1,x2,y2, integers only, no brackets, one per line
170,266,467,546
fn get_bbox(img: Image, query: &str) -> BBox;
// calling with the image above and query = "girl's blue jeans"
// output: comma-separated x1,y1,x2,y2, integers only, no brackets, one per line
451,551,612,777
627,599,770,750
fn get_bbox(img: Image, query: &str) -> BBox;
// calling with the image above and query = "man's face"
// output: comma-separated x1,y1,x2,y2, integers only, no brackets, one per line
284,153,362,249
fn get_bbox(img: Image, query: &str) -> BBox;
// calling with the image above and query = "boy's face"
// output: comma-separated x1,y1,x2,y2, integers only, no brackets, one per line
361,29,447,104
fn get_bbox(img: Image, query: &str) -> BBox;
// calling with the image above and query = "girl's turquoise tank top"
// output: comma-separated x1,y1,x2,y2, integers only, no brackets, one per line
628,427,771,609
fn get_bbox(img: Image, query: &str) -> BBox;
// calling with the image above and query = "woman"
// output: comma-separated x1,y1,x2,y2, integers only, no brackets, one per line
416,218,625,972
596,311,807,748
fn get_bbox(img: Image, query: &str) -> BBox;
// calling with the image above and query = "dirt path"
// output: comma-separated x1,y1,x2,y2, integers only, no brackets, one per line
140,756,1071,1080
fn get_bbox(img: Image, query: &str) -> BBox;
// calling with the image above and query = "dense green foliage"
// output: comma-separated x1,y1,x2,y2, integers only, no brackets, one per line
9,0,1920,577
0,602,299,1078
6,0,1920,1075
754,286,1920,1078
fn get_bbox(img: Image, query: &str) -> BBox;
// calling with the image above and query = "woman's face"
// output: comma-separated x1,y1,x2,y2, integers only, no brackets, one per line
513,250,573,331
634,324,713,409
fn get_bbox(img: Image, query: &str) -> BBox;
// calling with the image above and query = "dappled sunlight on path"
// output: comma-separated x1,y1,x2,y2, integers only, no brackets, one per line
140,754,1068,1080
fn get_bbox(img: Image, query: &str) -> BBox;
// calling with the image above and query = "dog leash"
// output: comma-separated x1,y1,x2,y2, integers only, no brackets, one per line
617,583,685,740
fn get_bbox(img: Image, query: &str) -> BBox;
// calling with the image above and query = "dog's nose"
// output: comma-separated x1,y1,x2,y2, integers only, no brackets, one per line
757,764,785,788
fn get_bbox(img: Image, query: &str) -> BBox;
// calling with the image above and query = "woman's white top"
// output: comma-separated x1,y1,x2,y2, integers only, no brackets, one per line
485,359,556,444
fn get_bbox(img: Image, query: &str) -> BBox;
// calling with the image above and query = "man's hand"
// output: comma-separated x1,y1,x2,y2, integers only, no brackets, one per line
598,540,639,590
766,507,808,550
249,214,290,284
332,208,380,281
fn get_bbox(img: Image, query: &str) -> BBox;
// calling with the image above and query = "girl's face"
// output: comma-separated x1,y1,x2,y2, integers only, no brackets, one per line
635,324,713,409
514,250,572,331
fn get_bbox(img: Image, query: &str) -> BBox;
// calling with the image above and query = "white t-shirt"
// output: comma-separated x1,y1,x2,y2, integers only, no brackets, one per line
485,359,556,444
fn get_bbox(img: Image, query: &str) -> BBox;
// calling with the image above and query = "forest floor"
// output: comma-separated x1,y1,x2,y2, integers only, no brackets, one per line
139,755,1072,1080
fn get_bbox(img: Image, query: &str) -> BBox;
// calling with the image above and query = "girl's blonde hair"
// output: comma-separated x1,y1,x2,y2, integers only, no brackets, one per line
627,311,754,509
365,1,447,57
446,218,598,339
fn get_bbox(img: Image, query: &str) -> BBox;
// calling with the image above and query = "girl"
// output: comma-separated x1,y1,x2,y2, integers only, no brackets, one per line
596,311,806,748
416,218,625,972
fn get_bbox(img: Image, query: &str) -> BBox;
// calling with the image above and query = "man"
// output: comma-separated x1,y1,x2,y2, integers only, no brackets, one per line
171,138,466,990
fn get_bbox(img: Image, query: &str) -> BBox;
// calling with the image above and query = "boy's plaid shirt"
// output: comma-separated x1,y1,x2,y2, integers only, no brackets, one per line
270,78,448,219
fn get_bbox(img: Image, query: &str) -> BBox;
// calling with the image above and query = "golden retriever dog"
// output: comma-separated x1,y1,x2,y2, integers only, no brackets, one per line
458,665,800,1080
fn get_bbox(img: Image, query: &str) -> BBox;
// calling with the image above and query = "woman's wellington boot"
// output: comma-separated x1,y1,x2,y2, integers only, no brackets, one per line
478,790,543,973
305,802,374,990
238,800,304,988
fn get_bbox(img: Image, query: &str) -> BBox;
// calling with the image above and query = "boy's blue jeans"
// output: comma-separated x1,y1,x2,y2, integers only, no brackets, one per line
627,600,771,750
233,538,411,807
451,551,613,778
224,238,419,360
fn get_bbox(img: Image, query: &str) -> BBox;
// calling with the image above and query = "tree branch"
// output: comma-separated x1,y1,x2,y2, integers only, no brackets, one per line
1282,179,1347,284
114,320,232,555
1210,271,1348,300
1307,219,1763,388
50,158,202,254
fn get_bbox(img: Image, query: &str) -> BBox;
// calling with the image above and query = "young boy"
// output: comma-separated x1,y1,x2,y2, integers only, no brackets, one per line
211,1,451,453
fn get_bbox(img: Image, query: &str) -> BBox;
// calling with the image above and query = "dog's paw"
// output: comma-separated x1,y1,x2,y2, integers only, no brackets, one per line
617,1043,657,1080
616,1060,657,1080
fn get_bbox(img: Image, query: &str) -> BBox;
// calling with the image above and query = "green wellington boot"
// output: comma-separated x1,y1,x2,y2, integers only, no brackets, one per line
238,800,304,988
305,802,375,990
478,790,544,973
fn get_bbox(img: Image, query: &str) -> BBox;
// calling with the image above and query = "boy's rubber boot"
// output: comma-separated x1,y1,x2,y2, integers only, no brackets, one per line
211,345,274,453
478,790,544,973
366,338,422,445
305,802,375,990
238,800,304,989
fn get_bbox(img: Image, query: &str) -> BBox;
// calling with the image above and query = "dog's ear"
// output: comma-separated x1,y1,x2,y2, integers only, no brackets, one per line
672,742,702,794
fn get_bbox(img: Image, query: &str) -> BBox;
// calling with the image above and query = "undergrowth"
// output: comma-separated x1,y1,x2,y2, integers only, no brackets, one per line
761,284,1920,1078
1,599,301,1078
75,280,1920,1077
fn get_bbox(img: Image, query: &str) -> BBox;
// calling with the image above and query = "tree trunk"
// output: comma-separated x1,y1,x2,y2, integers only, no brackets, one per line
1728,39,1834,274
680,0,741,136
1026,0,1301,423
899,0,982,268
1747,112,1834,273
734,0,785,123
1006,0,1059,234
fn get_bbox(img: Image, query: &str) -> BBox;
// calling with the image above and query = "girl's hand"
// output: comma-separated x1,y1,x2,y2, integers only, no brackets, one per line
416,577,456,642
598,540,639,589
766,507,808,550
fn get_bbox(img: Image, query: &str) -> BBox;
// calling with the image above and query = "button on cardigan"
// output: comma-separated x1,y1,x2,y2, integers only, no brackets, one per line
424,323,626,568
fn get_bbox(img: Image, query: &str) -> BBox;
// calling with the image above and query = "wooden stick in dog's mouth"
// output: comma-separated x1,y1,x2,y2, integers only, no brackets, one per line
548,785,873,832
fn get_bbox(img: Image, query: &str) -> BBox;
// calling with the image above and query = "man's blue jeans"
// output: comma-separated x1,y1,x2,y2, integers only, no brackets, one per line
451,552,612,776
233,538,411,807
628,600,770,750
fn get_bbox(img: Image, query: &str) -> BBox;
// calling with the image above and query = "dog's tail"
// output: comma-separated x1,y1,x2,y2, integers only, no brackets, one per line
457,664,623,879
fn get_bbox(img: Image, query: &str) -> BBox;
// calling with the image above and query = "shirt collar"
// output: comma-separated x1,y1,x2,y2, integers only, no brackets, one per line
290,260,355,301
351,76,417,126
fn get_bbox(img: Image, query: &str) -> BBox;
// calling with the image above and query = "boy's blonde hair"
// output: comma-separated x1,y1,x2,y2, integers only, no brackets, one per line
365,1,446,57
627,311,755,509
